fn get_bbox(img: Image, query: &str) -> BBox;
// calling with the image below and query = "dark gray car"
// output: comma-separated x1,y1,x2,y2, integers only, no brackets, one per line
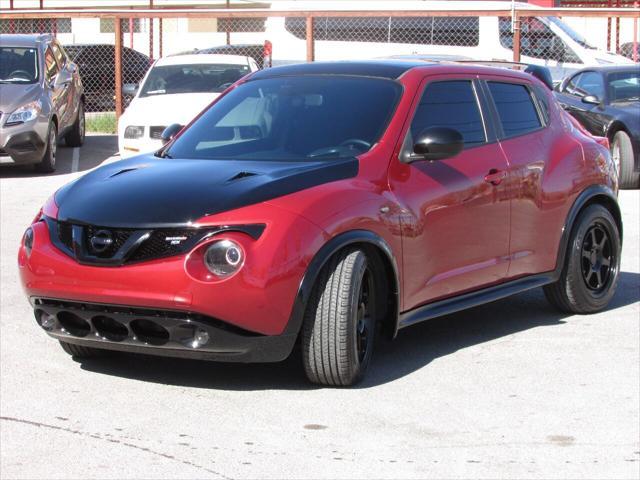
0,34,85,173
554,65,640,188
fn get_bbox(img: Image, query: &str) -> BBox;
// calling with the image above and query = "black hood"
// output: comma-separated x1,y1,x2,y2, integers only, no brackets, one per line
55,155,358,228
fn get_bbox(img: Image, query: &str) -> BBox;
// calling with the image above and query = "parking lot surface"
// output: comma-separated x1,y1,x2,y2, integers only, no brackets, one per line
1,135,639,479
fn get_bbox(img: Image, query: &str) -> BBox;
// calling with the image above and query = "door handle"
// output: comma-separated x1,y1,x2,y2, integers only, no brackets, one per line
484,169,506,186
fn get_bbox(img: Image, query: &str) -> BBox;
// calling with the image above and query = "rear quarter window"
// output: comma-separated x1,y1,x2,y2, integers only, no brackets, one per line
488,82,542,138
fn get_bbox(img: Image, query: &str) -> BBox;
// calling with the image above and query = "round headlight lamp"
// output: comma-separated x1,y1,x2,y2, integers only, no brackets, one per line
23,227,34,257
203,239,244,277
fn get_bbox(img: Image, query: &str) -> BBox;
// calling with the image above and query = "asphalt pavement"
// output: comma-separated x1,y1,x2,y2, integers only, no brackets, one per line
1,135,638,479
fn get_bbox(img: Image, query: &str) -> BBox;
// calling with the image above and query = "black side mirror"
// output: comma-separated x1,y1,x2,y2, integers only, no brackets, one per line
411,127,464,162
161,123,183,145
582,94,601,105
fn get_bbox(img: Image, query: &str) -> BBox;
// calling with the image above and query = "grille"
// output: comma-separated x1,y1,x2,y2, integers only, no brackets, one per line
52,219,204,265
0,148,9,157
149,126,167,140
129,229,200,262
58,222,73,250
85,225,133,258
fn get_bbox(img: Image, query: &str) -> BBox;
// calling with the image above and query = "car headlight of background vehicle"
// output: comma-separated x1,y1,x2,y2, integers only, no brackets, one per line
124,125,144,139
5,100,42,126
204,239,244,277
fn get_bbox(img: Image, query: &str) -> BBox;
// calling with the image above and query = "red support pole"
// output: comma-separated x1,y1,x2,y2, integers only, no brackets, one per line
149,0,154,60
513,16,521,62
39,0,44,33
9,0,14,34
115,19,123,119
159,18,163,58
226,0,231,45
129,18,134,49
615,0,621,53
633,1,639,61
607,0,612,50
306,16,314,62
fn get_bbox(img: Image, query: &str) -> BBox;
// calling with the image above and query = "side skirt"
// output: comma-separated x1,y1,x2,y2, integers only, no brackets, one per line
398,272,557,330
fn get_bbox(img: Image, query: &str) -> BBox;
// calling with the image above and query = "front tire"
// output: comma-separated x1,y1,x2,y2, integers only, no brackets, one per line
611,130,639,189
544,204,620,314
59,340,104,358
35,122,57,173
65,101,85,147
302,249,377,386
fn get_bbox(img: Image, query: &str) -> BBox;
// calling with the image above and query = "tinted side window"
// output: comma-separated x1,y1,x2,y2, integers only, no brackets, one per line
532,84,550,125
410,80,486,147
564,72,583,96
488,82,542,137
577,71,605,98
44,47,59,81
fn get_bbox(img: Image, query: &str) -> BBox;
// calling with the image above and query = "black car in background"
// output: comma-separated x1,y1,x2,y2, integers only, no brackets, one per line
555,66,640,188
63,44,151,111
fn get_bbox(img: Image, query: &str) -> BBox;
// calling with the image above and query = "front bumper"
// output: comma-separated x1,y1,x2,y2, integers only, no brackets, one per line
32,298,296,362
0,129,47,165
117,128,163,159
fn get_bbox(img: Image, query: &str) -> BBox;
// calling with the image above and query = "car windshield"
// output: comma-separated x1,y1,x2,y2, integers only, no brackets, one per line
607,70,640,102
0,47,39,83
165,75,402,161
546,17,596,50
140,63,251,97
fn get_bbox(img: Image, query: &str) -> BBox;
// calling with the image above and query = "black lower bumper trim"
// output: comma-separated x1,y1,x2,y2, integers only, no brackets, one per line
4,130,46,164
31,298,296,363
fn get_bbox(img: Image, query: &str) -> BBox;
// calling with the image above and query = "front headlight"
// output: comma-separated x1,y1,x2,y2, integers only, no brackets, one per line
124,125,144,139
23,227,34,257
204,239,244,277
5,100,42,126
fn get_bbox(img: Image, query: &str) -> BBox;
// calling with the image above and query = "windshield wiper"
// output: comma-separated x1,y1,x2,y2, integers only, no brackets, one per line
0,78,30,83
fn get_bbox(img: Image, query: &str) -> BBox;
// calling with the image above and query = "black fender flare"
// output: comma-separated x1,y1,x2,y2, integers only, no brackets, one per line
554,184,622,278
283,229,400,339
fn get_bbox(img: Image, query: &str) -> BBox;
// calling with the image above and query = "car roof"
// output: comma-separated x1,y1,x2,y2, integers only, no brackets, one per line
155,54,250,67
0,34,52,48
569,65,640,74
250,60,542,84
251,60,430,80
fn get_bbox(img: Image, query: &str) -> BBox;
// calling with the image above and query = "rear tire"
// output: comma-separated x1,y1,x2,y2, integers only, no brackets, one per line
302,249,377,386
611,130,639,189
544,204,620,314
65,101,85,147
35,122,57,173
59,340,103,358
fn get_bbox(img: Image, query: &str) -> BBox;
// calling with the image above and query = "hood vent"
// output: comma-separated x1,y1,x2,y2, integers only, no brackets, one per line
227,171,259,182
109,167,140,178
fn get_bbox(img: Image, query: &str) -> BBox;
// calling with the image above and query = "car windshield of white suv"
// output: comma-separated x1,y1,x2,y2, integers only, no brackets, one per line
546,17,596,50
0,47,39,83
140,63,251,97
165,75,402,161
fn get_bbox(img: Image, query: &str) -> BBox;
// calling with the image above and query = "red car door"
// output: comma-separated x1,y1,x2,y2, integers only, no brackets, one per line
483,78,579,278
389,75,511,311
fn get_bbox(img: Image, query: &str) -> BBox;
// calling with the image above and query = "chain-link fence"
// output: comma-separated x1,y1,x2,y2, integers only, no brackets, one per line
1,6,638,133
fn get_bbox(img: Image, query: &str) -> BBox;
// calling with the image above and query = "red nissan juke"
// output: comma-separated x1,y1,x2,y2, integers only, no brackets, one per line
19,61,622,386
